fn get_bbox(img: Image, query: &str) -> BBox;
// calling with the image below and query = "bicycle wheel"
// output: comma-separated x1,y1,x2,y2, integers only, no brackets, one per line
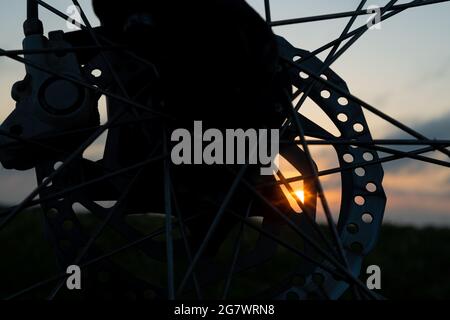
0,0,448,300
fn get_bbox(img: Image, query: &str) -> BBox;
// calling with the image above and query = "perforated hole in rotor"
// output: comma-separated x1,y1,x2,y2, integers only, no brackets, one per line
298,96,342,137
350,242,364,254
293,55,302,62
72,202,89,213
346,223,359,234
362,213,374,224
354,196,365,206
343,153,354,163
366,182,377,193
82,129,108,162
353,123,364,133
363,152,374,161
321,90,331,99
94,201,118,209
43,177,52,187
299,71,309,79
338,97,349,106
355,167,365,177
320,74,328,80
337,113,348,122
54,161,63,170
91,69,102,78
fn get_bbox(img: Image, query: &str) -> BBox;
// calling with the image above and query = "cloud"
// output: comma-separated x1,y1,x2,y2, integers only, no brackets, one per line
412,112,450,140
382,188,450,227
380,112,450,173
409,57,450,89
369,113,450,226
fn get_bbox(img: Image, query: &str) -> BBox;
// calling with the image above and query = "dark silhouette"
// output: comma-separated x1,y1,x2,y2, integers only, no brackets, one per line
90,0,292,254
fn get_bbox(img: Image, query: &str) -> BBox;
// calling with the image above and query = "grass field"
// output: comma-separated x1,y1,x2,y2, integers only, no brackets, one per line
1,208,449,300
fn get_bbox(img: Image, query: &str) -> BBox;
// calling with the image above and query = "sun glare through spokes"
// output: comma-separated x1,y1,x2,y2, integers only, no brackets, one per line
294,189,305,204
278,182,306,214
274,155,308,214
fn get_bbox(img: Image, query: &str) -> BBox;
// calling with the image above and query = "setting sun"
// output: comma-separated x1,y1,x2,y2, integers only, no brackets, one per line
294,190,305,203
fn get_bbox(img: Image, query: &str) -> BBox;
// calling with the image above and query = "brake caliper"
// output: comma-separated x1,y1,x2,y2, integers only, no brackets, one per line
0,28,99,170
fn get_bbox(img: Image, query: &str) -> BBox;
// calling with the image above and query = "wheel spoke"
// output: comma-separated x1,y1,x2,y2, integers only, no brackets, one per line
1,0,447,301
0,48,167,117
263,145,447,188
0,110,127,232
281,0,368,137
283,1,377,297
286,92,358,296
264,0,272,23
270,0,450,27
366,144,450,167
285,59,450,159
176,164,249,296
285,112,335,140
36,0,159,73
276,171,342,261
280,140,450,167
0,45,124,57
224,175,380,300
0,129,63,153
235,209,382,300
163,130,176,300
5,213,203,299
47,169,144,300
221,201,253,299
325,0,399,68
170,185,203,299
297,1,413,64
0,150,166,218
0,115,156,150
283,139,450,146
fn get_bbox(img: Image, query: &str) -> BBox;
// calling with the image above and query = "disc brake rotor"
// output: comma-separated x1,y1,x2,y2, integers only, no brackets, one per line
1,31,385,299
276,36,386,299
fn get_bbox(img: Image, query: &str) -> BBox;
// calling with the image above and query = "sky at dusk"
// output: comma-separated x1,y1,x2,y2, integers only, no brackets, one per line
0,0,449,227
